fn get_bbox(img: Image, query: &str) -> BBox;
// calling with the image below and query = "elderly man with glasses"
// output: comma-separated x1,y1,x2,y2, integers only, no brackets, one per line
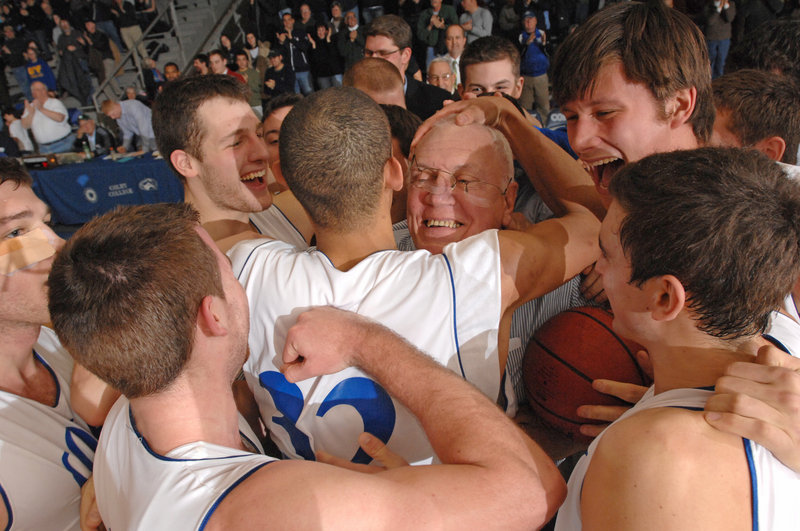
427,57,458,94
365,14,451,119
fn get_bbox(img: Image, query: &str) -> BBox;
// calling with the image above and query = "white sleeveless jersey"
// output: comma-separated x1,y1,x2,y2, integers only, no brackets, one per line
248,204,307,250
555,386,800,531
95,397,275,531
767,308,800,357
0,327,96,531
230,230,503,466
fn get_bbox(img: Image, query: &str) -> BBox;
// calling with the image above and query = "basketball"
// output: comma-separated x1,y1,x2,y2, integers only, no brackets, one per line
522,306,649,444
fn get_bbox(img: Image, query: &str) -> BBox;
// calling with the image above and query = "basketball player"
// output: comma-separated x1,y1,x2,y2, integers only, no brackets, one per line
152,75,312,248
218,87,602,466
48,202,565,529
555,147,800,529
0,158,95,529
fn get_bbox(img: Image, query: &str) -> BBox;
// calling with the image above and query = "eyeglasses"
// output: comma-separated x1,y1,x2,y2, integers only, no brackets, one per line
428,72,453,83
409,156,511,206
364,48,400,58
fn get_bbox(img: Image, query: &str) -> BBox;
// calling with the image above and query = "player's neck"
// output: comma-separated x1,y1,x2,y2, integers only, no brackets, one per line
649,335,767,394
0,323,57,404
130,373,245,455
184,184,250,225
314,212,397,271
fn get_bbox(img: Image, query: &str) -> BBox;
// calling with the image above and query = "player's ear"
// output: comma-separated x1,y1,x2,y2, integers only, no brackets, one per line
197,295,228,337
753,136,787,163
501,179,518,226
171,149,199,180
649,274,685,322
666,86,697,129
384,155,404,192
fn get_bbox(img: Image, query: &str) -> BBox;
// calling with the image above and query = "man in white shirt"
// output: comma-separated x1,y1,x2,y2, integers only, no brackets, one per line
20,81,74,153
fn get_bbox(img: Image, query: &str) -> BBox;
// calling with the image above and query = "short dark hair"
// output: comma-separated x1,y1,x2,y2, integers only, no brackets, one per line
164,61,179,70
2,105,21,119
48,203,224,399
725,19,800,83
0,158,32,187
343,57,404,93
152,75,249,178
208,48,225,60
713,69,800,164
263,92,303,120
380,104,422,158
552,1,714,143
366,15,412,50
460,36,520,84
194,53,209,66
279,87,391,229
609,147,800,340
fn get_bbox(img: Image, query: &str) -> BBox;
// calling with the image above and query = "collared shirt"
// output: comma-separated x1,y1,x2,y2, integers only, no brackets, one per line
118,99,155,143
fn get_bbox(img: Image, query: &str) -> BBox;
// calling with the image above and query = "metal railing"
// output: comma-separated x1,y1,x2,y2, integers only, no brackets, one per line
90,0,239,111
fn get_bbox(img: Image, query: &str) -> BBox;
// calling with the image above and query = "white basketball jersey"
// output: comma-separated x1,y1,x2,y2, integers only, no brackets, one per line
95,397,275,530
555,386,800,531
230,230,503,466
0,327,95,531
248,204,307,250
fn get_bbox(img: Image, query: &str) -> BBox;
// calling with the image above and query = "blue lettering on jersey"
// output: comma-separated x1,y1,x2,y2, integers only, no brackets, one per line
61,426,97,486
259,371,397,464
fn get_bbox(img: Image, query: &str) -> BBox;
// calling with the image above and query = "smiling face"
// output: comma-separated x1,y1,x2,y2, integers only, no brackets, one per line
365,35,410,76
407,122,516,254
428,61,455,93
164,64,180,81
0,180,64,328
562,62,677,207
188,97,271,215
445,25,466,59
460,59,523,99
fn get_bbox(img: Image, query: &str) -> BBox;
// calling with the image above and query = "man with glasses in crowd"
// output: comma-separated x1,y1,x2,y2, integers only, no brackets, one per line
365,15,451,119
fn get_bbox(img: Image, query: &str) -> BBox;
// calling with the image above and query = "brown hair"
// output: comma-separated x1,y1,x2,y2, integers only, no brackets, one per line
610,147,800,340
552,1,714,143
459,36,520,83
712,69,800,165
366,14,412,50
49,203,224,398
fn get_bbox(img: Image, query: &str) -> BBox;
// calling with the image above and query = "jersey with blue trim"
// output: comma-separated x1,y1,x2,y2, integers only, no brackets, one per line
248,204,307,250
555,386,800,530
768,304,800,356
230,230,503,466
95,397,274,531
0,327,96,531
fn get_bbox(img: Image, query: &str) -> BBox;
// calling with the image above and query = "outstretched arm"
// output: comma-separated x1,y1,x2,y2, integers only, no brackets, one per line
208,307,566,530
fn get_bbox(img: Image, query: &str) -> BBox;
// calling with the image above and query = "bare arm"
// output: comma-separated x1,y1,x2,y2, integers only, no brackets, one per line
207,307,566,530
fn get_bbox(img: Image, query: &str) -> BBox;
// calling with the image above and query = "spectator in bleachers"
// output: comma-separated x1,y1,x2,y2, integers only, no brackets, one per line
19,0,52,60
309,21,343,89
296,3,316,34
101,97,156,152
112,0,148,70
209,49,245,82
192,53,210,75
244,31,270,74
417,0,458,68
163,61,180,82
263,49,295,102
134,0,158,29
703,0,735,79
24,46,56,93
2,25,32,100
518,11,550,119
82,0,124,53
143,57,165,100
460,0,493,43
218,34,237,68
427,56,456,94
56,17,92,105
3,106,34,152
84,19,121,100
336,10,365,72
329,1,345,34
234,50,263,118
21,81,74,153
277,12,312,95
